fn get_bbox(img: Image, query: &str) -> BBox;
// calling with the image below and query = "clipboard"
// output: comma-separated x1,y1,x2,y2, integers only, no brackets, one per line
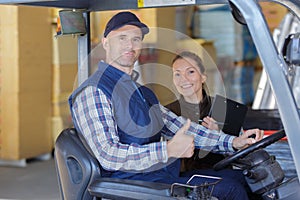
208,95,248,136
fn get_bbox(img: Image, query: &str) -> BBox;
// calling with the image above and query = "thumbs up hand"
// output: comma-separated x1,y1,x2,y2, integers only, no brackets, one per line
167,119,195,158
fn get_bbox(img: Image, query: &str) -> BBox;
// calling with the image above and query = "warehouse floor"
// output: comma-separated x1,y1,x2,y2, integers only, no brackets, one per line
0,157,60,200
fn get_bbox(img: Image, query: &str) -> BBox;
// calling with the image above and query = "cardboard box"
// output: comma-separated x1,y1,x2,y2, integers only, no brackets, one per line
260,2,288,32
51,25,78,142
0,6,53,160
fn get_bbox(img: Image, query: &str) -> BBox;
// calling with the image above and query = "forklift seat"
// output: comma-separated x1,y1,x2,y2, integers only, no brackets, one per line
54,128,180,200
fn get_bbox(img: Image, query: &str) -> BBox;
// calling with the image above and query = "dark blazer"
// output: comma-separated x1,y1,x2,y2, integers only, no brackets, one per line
165,90,224,171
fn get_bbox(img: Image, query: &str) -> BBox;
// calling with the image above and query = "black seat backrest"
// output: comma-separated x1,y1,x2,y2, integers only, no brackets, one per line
54,128,101,200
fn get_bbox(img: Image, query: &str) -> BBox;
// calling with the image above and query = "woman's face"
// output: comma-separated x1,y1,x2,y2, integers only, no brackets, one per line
172,57,207,102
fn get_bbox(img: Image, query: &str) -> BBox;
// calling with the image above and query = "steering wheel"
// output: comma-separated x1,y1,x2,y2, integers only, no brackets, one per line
213,129,286,170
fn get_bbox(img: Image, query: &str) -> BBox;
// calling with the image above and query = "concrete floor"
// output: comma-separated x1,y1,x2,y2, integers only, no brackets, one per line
0,157,60,200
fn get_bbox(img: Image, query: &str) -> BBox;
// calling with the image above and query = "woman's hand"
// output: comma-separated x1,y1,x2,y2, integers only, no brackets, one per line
201,116,219,131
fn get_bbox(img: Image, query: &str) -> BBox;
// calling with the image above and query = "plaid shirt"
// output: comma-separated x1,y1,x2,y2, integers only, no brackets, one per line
71,86,235,172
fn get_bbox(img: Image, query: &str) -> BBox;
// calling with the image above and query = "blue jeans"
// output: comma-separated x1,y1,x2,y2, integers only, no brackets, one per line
111,160,249,200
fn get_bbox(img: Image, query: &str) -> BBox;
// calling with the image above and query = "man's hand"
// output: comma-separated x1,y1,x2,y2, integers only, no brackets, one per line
167,119,195,158
233,128,264,150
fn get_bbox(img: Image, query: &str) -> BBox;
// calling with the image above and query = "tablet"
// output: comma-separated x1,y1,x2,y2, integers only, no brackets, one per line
208,95,248,136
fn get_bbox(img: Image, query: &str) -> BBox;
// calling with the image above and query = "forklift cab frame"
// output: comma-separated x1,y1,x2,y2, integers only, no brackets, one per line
0,0,300,199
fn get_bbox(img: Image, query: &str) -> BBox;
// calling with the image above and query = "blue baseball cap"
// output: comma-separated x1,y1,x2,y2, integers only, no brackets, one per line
104,11,149,38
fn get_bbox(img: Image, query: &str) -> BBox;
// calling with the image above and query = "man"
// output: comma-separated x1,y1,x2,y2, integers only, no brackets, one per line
69,11,263,200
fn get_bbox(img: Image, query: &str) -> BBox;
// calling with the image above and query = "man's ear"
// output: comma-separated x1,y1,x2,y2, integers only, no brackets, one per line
102,37,108,50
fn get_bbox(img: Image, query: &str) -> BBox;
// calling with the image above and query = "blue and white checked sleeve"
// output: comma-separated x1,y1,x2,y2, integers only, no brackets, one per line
160,104,235,153
71,86,169,171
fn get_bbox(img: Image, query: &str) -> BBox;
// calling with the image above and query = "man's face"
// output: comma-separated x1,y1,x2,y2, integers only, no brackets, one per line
102,25,143,73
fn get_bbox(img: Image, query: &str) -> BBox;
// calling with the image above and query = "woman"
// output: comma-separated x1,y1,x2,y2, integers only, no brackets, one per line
166,51,226,171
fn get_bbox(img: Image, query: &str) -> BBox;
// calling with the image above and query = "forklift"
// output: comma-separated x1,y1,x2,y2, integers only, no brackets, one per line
0,0,299,199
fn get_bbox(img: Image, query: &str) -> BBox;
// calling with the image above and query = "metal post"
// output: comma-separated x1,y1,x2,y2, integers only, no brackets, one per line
231,0,300,180
77,11,91,85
